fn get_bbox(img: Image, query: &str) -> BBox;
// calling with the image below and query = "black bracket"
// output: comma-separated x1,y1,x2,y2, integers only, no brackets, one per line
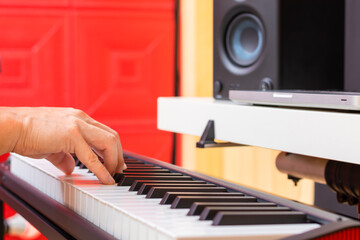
287,174,301,186
196,120,246,148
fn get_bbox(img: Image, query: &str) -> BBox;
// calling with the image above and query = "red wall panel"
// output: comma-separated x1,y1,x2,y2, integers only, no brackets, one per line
75,8,174,161
73,0,173,10
0,2,175,162
0,0,70,7
0,9,73,107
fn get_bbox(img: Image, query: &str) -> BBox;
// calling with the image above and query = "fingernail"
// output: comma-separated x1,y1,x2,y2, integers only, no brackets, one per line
122,163,127,171
106,174,115,185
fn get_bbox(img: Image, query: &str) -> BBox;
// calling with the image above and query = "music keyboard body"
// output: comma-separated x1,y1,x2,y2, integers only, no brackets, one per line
3,151,360,240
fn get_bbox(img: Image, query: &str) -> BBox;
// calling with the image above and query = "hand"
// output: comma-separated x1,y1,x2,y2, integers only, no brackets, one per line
0,107,125,184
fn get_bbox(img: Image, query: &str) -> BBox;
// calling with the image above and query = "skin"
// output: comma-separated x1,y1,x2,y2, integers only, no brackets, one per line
0,107,126,185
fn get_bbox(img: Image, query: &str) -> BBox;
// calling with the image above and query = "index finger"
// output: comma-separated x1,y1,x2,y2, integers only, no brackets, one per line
75,112,125,173
75,137,115,185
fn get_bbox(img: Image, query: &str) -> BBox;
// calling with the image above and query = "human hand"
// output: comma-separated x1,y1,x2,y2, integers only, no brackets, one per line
1,107,125,184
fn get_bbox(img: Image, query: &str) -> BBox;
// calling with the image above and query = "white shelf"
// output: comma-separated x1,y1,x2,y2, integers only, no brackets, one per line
157,97,360,166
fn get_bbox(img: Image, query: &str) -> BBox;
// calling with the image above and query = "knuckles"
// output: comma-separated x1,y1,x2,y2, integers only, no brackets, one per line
65,121,81,136
107,133,117,145
66,108,87,119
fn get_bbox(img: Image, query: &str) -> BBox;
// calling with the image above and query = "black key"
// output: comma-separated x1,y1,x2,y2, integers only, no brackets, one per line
138,184,216,195
200,206,291,220
113,173,123,183
125,164,154,167
171,196,257,209
212,211,307,225
74,159,81,166
124,166,163,169
114,172,182,183
124,160,143,163
125,161,146,164
118,176,192,186
161,192,245,205
79,163,87,169
130,180,206,191
118,172,182,177
188,202,277,216
123,169,170,173
147,187,227,198
123,157,141,161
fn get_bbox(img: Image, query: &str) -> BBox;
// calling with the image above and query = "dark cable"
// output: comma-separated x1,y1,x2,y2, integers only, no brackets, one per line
171,0,180,165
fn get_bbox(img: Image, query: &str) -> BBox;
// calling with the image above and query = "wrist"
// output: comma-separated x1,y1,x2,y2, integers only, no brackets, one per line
0,107,23,155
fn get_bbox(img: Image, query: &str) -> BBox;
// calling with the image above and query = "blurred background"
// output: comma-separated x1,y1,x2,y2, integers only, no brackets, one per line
0,0,354,239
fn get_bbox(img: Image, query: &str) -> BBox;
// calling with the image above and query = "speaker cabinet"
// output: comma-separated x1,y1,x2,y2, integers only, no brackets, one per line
213,0,345,99
345,0,360,92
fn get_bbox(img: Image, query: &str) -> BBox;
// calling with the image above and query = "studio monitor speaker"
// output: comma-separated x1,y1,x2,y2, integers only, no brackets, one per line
213,0,349,99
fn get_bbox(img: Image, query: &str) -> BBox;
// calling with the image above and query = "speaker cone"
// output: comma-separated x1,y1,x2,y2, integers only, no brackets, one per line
226,13,265,67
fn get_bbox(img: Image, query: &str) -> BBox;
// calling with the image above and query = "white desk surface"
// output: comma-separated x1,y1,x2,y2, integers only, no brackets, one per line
157,97,360,166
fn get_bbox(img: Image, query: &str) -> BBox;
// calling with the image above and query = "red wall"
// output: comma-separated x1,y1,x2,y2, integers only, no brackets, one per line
0,0,175,162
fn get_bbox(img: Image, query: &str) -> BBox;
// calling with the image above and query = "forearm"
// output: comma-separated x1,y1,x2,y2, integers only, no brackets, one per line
0,107,22,155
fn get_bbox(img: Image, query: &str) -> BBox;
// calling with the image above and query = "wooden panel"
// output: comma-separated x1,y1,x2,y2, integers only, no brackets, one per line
75,8,175,161
179,0,314,204
0,9,72,107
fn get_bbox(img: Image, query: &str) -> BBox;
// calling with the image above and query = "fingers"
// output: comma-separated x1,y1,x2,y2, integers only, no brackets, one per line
76,121,119,176
74,137,115,185
46,152,75,175
74,112,125,173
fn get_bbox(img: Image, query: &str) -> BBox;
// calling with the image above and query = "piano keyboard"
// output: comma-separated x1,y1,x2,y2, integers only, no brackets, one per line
9,152,335,240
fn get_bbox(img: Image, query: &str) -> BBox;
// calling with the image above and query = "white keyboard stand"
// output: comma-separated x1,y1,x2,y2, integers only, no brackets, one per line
158,97,360,165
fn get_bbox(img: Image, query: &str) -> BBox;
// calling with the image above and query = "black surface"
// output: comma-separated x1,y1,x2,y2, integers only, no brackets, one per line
161,192,246,205
200,206,291,220
188,202,277,216
212,211,307,225
122,164,154,167
123,169,170,173
146,187,227,198
171,196,257,209
345,0,360,92
115,172,182,184
137,183,216,195
124,160,143,164
123,166,162,169
125,162,146,165
315,183,357,219
118,175,192,186
196,120,216,148
130,180,206,191
279,0,344,91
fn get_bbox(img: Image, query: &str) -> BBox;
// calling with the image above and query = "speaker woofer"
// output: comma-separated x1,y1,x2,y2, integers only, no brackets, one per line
226,13,265,67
